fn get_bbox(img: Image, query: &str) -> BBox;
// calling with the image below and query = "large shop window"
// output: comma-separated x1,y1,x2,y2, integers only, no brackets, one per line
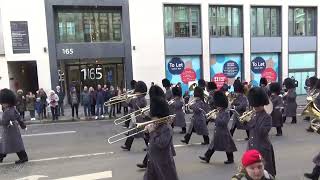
251,7,281,37
210,54,242,91
165,56,201,94
289,7,316,36
57,9,122,43
289,53,316,95
209,6,242,37
164,5,201,38
250,53,279,87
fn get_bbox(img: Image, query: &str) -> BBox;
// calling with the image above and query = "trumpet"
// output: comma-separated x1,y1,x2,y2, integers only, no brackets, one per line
107,115,176,144
187,98,198,108
113,106,150,125
104,92,146,107
206,108,219,120
239,110,255,124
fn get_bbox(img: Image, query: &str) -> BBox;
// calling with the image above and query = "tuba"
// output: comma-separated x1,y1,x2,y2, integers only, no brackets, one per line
301,101,320,134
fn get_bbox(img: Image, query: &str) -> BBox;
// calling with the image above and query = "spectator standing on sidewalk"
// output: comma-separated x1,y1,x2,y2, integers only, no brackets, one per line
81,86,91,119
89,87,96,119
38,88,47,119
47,90,59,121
56,86,65,116
16,89,26,121
109,86,116,118
26,92,36,121
95,85,104,120
35,97,43,120
103,84,109,116
70,87,79,120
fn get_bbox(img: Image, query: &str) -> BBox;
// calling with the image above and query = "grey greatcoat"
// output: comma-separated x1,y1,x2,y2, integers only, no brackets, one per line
283,89,297,117
209,109,237,152
247,110,276,176
270,94,283,127
313,152,320,166
165,88,173,101
231,94,248,130
128,96,150,138
206,91,215,110
187,99,209,136
144,124,178,180
0,107,26,154
170,98,186,128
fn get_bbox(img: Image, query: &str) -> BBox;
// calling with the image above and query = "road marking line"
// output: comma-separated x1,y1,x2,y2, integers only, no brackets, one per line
174,143,202,148
0,152,114,166
56,171,112,180
22,131,77,137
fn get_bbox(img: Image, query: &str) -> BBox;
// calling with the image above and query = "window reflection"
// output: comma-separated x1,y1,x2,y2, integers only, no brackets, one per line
289,7,316,36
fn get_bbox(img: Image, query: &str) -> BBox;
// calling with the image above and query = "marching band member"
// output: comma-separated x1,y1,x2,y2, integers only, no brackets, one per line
143,91,178,180
162,78,173,101
206,82,217,110
230,83,250,140
304,152,320,180
123,80,137,128
247,87,276,176
170,86,186,134
304,76,318,121
198,79,207,91
199,91,237,164
259,77,270,96
282,78,297,124
232,149,275,180
121,81,150,151
181,87,210,145
269,82,284,136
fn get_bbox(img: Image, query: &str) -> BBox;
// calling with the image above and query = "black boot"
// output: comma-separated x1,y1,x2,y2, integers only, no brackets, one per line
291,116,297,124
307,125,314,133
224,152,234,164
180,127,186,134
15,151,28,164
137,154,148,168
230,127,235,137
201,135,210,145
245,130,250,140
276,127,283,136
304,165,320,180
181,133,191,144
199,149,215,163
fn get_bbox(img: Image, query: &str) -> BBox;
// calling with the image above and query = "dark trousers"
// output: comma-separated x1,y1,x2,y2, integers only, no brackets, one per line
57,102,64,116
29,110,35,118
124,116,130,128
142,154,148,166
183,129,209,144
276,127,282,135
0,150,28,161
116,103,121,114
42,105,47,118
71,104,79,118
283,116,296,123
230,126,250,138
109,105,116,117
83,104,90,117
204,148,234,161
124,107,128,115
90,105,95,116
19,111,25,120
50,106,58,121
124,135,149,150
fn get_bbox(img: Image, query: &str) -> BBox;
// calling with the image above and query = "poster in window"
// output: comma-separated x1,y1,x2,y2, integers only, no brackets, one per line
251,53,279,87
10,21,30,54
165,56,201,95
210,54,242,91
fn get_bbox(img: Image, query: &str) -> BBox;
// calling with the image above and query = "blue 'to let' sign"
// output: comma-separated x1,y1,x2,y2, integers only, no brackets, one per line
251,57,266,74
223,60,239,78
168,57,185,75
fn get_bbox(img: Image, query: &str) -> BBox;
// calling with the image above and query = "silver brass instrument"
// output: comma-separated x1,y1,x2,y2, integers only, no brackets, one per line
239,100,273,124
113,106,150,125
307,89,319,102
206,109,219,121
108,115,176,144
104,92,147,107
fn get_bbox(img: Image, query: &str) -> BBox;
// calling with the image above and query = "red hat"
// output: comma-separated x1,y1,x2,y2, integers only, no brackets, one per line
242,149,263,167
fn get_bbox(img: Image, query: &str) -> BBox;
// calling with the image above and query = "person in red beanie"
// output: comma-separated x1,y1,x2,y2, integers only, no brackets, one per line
231,149,275,180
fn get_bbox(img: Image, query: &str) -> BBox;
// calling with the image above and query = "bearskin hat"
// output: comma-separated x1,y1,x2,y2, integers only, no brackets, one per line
130,80,137,89
149,85,165,99
315,79,320,90
134,81,147,94
283,78,295,89
248,87,269,107
213,90,228,108
207,82,217,91
198,79,206,89
234,83,245,93
259,77,268,86
0,88,17,106
269,82,281,95
309,76,318,88
162,78,171,88
194,86,204,100
172,86,182,97
150,96,170,118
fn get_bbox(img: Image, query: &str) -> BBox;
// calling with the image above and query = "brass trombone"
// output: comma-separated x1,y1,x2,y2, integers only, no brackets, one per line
104,92,146,107
107,115,176,144
113,106,150,125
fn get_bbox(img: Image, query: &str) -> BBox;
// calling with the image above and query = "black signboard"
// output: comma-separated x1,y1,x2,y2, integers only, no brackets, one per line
10,21,30,54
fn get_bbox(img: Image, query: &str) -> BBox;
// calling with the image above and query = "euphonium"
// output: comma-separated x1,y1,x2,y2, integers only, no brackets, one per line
239,110,255,124
301,101,320,118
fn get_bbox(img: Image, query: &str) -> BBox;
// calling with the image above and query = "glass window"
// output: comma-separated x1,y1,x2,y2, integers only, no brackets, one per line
56,9,122,43
209,6,242,37
164,5,200,38
251,7,281,37
289,7,316,36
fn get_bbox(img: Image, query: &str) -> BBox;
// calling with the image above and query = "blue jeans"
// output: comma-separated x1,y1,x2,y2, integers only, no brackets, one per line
83,104,90,117
96,104,104,116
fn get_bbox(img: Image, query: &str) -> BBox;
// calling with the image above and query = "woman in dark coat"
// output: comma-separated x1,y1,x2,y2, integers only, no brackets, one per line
170,86,186,134
269,82,284,136
282,78,297,124
143,95,178,180
181,87,210,145
38,88,48,119
199,91,237,164
0,89,28,164
16,89,26,120
230,83,249,139
304,152,320,179
247,87,276,176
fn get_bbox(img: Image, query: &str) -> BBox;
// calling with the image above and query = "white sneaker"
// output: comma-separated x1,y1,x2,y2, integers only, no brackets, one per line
101,115,104,118
31,118,36,121
95,116,98,120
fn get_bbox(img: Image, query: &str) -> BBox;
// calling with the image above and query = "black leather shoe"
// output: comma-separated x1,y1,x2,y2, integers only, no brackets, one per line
121,145,130,151
276,133,282,136
0,158,3,163
224,160,234,164
199,156,210,163
136,163,147,169
15,159,28,164
181,140,188,144
244,138,249,141
306,127,314,133
304,173,315,179
201,142,209,145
